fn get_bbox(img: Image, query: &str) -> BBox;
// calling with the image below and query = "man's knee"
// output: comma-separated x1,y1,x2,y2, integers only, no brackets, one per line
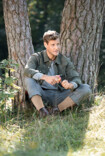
24,77,35,88
24,77,42,99
78,84,92,97
24,77,40,89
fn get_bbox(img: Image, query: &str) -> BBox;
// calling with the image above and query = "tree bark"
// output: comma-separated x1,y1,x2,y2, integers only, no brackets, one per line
3,0,34,109
60,0,105,92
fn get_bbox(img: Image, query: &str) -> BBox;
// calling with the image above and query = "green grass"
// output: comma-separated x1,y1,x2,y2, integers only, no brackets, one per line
0,95,105,156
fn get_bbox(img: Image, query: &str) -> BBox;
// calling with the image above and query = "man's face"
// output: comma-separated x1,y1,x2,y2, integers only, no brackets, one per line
44,38,61,58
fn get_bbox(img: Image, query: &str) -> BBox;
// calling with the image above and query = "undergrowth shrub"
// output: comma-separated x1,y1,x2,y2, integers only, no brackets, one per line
0,59,20,121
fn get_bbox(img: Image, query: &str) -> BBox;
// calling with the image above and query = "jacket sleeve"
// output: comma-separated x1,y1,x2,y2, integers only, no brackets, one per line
66,58,82,85
24,54,42,78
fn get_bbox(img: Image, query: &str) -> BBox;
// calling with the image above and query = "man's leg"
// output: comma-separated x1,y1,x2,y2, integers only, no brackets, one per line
68,84,92,105
31,95,44,111
24,77,49,116
58,96,75,112
51,84,91,112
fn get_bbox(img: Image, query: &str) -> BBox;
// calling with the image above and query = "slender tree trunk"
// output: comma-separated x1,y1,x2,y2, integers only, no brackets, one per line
3,0,34,109
60,0,105,92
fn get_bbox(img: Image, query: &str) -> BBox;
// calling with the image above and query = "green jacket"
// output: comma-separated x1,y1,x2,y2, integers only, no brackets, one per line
24,50,82,86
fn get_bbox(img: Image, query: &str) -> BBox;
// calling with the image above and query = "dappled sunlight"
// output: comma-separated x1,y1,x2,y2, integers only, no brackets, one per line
66,96,105,156
0,124,25,154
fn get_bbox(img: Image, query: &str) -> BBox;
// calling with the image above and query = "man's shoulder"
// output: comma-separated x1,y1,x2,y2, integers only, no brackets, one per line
59,53,72,64
32,50,45,57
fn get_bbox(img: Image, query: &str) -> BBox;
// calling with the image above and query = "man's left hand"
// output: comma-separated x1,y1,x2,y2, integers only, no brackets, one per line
61,80,74,90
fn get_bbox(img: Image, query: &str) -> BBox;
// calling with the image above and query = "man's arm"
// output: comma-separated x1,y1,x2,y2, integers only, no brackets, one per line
40,75,61,85
24,54,42,78
24,53,62,85
65,58,82,86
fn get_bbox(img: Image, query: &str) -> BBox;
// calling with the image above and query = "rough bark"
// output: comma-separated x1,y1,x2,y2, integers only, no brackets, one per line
3,0,34,109
98,7,105,90
60,0,105,92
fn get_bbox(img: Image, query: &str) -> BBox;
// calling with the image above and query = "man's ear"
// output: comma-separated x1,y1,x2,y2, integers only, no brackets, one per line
44,42,48,48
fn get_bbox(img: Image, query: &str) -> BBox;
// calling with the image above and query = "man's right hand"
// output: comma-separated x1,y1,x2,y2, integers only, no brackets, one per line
41,75,61,85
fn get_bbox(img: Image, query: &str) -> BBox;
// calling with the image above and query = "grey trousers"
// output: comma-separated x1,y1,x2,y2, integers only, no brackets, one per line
24,77,92,107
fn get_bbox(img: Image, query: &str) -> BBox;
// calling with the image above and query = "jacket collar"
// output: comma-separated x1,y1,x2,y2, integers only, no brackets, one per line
43,50,49,62
43,50,60,64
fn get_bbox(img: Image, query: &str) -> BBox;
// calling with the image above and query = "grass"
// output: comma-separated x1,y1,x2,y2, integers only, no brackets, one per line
0,95,105,156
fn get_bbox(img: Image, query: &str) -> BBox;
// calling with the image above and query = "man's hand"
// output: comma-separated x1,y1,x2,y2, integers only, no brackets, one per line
41,75,61,85
61,80,74,89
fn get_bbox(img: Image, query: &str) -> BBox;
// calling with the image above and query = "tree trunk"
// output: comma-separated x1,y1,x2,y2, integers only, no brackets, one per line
60,0,105,92
3,0,34,110
98,7,105,91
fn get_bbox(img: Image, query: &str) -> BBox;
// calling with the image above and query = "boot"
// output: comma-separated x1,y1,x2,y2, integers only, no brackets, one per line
52,106,59,115
31,95,50,117
39,107,49,117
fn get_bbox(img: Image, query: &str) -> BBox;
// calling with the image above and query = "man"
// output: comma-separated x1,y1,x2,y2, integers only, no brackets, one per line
24,30,91,117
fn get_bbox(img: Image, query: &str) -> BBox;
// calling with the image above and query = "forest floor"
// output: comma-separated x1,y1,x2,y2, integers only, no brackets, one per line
0,95,105,156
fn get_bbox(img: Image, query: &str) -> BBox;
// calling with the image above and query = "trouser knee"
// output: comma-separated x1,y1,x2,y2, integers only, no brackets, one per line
24,77,42,99
69,84,92,105
79,84,92,97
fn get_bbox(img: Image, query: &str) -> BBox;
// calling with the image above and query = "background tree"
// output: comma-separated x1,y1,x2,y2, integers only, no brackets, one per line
1,0,65,61
27,0,65,51
60,0,105,92
0,1,8,61
98,18,105,91
3,0,34,109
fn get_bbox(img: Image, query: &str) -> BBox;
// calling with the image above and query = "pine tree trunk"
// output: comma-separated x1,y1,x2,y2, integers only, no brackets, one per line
3,0,34,110
98,9,105,90
60,0,105,92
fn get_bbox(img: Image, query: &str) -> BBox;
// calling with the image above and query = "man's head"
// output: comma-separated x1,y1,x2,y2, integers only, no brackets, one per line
43,30,61,60
43,30,59,44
